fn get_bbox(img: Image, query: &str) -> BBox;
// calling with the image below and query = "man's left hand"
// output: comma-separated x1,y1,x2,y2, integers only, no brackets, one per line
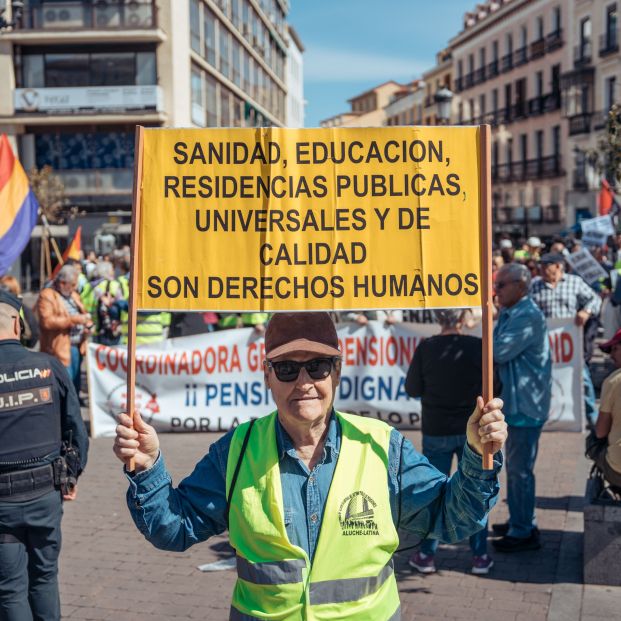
63,484,78,501
466,397,508,457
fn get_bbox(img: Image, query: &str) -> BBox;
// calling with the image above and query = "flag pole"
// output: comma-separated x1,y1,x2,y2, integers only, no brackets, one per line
479,124,494,471
127,126,144,472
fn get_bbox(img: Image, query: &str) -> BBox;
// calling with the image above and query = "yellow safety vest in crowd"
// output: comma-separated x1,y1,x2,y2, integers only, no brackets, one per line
240,312,270,326
120,310,171,345
226,411,400,621
117,273,130,299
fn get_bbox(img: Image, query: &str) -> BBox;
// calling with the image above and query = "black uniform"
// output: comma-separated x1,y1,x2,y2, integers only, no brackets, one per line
0,338,89,621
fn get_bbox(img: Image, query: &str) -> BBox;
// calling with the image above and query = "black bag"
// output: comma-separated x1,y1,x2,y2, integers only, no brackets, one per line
585,430,608,461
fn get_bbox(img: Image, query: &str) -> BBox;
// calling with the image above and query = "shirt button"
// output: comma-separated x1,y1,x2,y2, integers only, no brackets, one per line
309,476,315,484
310,513,318,523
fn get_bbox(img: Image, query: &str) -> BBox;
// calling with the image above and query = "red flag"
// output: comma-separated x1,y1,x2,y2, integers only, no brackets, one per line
51,226,82,278
599,179,615,216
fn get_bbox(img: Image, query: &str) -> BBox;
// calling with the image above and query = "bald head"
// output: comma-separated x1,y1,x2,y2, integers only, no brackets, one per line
0,303,20,339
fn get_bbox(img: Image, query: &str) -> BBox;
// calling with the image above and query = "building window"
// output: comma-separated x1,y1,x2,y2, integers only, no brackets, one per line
231,0,240,30
221,87,231,126
191,66,205,126
219,27,230,78
232,39,241,86
23,51,157,88
606,76,617,110
204,8,216,65
536,71,543,97
520,25,528,48
190,0,201,53
552,125,560,156
552,6,561,32
535,130,544,161
206,73,218,126
479,93,486,118
492,88,498,112
536,16,544,40
506,32,513,54
520,134,528,163
579,17,592,56
492,40,499,61
606,4,618,48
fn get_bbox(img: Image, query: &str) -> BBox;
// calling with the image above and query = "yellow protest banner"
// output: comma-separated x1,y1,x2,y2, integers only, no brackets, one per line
135,126,482,312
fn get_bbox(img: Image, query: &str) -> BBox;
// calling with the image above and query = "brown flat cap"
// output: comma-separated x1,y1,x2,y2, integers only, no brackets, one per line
265,312,341,359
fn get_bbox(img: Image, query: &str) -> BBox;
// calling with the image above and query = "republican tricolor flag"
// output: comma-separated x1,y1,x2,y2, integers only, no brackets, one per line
0,134,39,275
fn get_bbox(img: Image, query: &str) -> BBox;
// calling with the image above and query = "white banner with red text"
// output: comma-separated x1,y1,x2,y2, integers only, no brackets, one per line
87,318,584,437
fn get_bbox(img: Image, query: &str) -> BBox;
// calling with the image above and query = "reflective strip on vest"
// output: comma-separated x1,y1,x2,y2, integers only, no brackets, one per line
309,561,394,605
229,608,263,621
230,603,401,621
236,556,306,585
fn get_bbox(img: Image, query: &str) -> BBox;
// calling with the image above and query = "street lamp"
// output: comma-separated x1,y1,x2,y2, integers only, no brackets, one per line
0,1,24,30
434,87,454,125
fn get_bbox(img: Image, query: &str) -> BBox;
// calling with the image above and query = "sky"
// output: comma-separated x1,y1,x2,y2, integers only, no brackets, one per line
288,0,477,127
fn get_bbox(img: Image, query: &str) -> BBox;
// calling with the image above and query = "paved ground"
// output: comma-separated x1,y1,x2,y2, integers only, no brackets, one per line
58,423,621,621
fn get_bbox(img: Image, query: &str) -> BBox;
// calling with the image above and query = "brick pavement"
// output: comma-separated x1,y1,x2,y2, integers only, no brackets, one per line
57,425,621,621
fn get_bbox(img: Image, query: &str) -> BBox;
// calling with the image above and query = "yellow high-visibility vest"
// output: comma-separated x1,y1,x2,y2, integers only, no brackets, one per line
226,411,400,621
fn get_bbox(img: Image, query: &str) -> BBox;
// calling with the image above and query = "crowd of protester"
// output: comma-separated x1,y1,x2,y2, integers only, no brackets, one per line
2,230,621,576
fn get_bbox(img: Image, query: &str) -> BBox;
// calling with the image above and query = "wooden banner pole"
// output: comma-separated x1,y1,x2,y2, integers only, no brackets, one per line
127,125,145,472
479,124,494,471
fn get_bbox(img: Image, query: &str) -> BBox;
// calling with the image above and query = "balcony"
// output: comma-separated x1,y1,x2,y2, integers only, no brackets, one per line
544,92,562,111
568,112,592,136
13,85,163,115
487,60,499,78
545,29,564,52
530,38,546,60
514,46,528,66
600,31,619,57
574,42,593,67
512,101,528,120
57,169,133,196
473,67,487,85
493,205,562,225
20,0,158,30
464,73,474,89
454,77,463,93
528,96,545,116
501,53,513,73
492,156,563,183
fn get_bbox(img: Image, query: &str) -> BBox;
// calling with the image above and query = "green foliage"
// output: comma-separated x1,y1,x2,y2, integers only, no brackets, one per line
590,104,621,187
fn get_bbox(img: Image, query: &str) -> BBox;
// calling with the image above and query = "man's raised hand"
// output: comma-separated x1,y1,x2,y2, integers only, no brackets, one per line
113,410,160,473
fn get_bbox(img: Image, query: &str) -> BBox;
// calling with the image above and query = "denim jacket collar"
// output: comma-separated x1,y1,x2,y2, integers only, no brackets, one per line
276,409,340,462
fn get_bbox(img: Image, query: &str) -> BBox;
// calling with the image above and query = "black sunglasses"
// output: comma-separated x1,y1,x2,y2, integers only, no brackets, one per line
267,357,339,382
495,279,520,290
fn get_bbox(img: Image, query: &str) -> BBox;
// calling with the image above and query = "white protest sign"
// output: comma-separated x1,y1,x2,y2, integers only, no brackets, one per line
581,215,615,247
87,319,583,437
566,247,608,284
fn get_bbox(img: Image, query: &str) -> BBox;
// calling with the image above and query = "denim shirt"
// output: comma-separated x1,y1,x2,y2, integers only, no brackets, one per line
126,411,502,560
494,295,552,427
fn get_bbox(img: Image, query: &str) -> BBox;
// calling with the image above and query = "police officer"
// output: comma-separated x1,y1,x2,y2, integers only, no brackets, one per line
0,290,89,621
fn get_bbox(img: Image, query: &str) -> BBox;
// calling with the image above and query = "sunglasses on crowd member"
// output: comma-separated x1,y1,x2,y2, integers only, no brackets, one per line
267,357,340,382
495,279,521,290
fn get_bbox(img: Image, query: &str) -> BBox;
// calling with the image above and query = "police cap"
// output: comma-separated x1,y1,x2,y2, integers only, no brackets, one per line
0,289,22,313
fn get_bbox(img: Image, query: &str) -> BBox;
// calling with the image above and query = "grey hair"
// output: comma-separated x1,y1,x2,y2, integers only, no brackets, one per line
499,262,531,289
94,260,114,280
56,264,77,283
433,309,470,327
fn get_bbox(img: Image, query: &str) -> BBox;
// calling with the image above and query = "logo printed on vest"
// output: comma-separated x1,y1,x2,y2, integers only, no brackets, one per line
338,491,380,536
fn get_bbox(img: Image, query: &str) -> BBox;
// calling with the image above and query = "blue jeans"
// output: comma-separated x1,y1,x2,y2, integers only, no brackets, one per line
505,424,542,538
0,490,63,621
583,364,597,428
419,434,488,556
65,345,82,396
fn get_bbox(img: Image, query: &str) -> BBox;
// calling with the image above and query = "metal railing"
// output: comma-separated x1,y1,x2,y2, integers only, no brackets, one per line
574,41,593,67
530,38,546,59
546,29,564,52
568,112,592,135
487,60,499,78
501,53,513,72
599,31,619,56
20,0,158,30
514,46,528,66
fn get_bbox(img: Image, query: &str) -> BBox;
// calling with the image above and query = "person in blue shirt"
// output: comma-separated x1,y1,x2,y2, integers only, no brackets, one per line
113,312,508,618
492,263,552,553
